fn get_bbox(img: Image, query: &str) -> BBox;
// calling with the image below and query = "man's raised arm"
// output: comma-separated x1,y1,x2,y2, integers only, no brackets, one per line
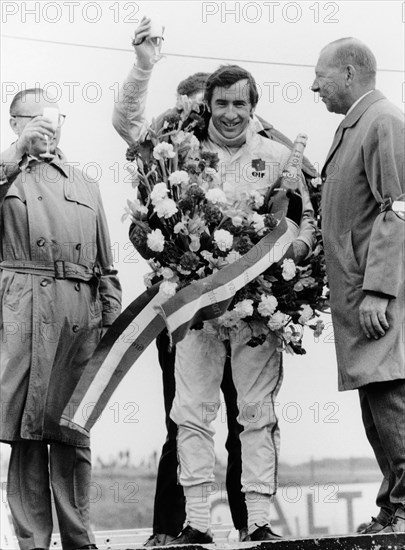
112,16,157,145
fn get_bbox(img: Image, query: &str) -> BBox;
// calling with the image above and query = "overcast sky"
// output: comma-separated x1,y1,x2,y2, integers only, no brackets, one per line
1,0,404,465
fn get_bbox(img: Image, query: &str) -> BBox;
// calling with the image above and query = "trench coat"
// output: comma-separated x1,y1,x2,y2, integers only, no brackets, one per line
0,146,122,445
321,90,405,390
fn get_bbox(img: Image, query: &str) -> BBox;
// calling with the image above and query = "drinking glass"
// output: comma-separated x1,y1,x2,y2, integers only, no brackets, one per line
148,20,164,64
40,107,60,159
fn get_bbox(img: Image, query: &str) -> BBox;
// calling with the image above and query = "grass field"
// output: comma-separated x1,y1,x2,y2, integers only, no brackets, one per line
90,457,381,529
90,468,156,529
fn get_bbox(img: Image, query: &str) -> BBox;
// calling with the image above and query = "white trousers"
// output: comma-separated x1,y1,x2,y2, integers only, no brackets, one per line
171,321,283,496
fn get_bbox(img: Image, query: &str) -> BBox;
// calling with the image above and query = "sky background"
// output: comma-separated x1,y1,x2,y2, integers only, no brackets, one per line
1,0,404,466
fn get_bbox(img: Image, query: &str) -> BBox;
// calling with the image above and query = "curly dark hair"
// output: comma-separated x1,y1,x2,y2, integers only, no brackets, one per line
176,72,210,97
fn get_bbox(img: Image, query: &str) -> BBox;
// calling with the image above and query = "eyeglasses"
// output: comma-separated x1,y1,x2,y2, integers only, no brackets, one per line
11,114,66,127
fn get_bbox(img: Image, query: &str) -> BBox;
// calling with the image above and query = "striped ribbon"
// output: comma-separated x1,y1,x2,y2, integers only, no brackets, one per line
60,285,166,436
159,215,293,343
59,215,293,437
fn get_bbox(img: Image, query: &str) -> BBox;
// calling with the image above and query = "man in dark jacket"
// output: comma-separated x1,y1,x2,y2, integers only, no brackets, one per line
312,37,405,535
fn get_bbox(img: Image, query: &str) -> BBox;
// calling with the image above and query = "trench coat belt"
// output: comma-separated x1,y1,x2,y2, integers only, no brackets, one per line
0,259,96,282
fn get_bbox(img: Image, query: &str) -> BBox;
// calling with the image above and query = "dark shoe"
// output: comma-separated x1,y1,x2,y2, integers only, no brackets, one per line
379,509,405,533
358,516,389,534
167,525,213,545
239,527,250,542
77,546,98,550
249,524,282,541
144,533,177,546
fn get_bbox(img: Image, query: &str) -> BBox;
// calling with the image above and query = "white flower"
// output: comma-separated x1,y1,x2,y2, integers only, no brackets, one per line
233,299,254,318
150,182,169,204
205,167,217,176
188,135,200,155
143,271,155,288
206,188,227,204
231,215,244,227
154,198,178,218
127,198,148,216
257,294,278,317
218,310,240,328
214,229,233,252
281,258,297,281
176,94,202,119
298,304,314,324
204,166,220,186
161,267,175,280
153,142,176,160
249,190,264,209
313,319,325,338
201,250,228,271
147,229,165,252
251,212,265,233
171,131,187,146
169,170,190,185
189,234,201,252
268,311,289,331
174,221,186,234
159,280,178,298
283,326,301,344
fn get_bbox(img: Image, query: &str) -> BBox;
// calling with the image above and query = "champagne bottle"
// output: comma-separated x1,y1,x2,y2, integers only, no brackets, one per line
265,133,308,225
281,133,308,184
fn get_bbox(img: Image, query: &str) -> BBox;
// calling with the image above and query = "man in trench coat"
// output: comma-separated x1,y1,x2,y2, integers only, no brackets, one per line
312,37,405,534
0,89,122,549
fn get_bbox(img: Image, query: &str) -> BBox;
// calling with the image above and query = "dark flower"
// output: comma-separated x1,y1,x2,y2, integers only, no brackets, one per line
264,213,278,230
129,223,147,246
184,112,206,133
179,251,200,272
289,341,307,355
178,197,195,213
187,186,205,199
200,150,220,169
159,242,182,266
162,112,182,128
126,145,138,162
182,160,200,174
202,203,222,225
247,334,267,347
235,234,254,255
128,224,155,260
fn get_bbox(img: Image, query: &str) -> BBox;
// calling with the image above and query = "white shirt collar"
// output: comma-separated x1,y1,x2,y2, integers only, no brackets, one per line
345,90,374,117
251,114,264,133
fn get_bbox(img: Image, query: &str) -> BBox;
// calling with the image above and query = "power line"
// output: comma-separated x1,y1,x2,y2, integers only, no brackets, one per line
2,34,404,73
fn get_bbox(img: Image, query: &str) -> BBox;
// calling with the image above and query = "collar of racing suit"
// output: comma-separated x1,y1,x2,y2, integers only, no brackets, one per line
207,117,252,150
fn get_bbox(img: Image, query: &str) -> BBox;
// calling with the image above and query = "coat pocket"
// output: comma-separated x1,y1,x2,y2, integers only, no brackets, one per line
341,229,363,281
2,272,30,312
63,179,97,212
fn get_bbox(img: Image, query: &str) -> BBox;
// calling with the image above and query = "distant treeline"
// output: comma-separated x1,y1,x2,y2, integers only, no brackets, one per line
93,455,381,485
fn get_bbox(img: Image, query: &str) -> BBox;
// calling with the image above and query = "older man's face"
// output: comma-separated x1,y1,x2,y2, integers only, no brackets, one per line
11,94,63,157
311,48,348,115
209,79,254,139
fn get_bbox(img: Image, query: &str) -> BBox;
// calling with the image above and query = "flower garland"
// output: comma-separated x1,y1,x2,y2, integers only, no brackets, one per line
123,98,329,354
